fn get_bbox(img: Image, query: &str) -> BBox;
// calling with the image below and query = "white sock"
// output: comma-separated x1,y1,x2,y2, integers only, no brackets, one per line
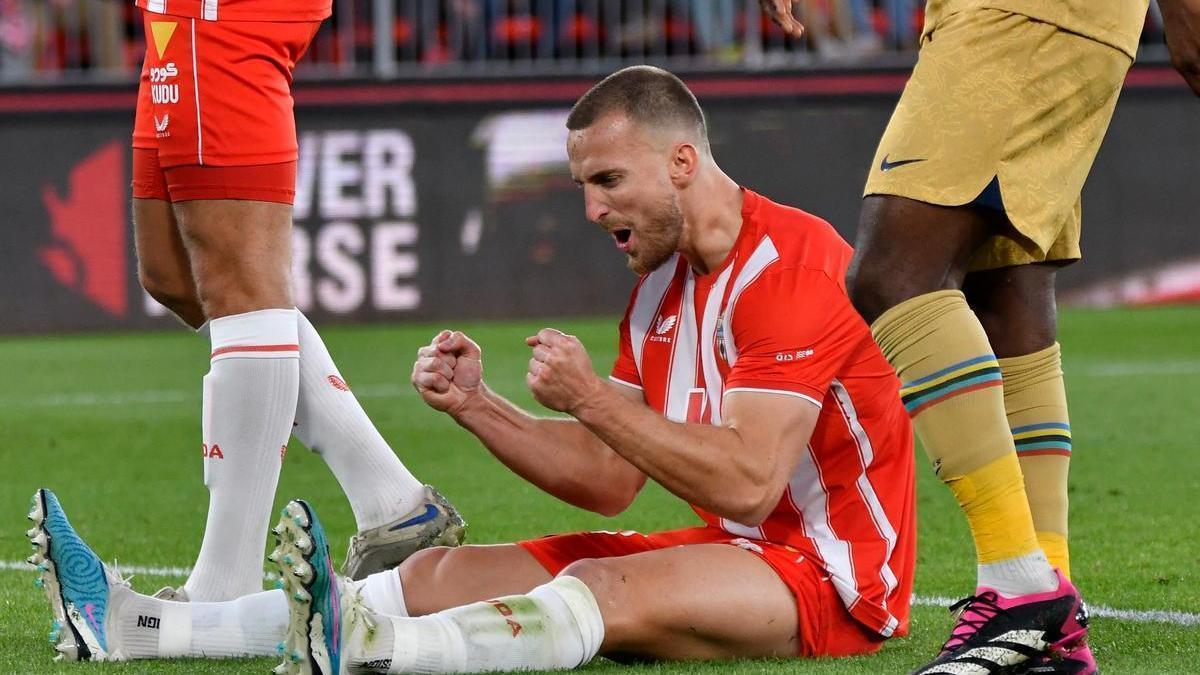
114,587,287,659
352,576,604,674
355,569,409,617
184,308,300,601
293,311,424,529
978,550,1060,597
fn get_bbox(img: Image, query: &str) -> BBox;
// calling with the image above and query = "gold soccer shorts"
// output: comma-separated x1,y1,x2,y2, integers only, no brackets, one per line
864,8,1132,270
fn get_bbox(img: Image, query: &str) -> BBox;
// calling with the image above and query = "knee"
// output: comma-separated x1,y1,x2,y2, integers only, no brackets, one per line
397,546,470,616
191,268,292,319
974,305,1056,357
137,264,205,328
846,256,908,324
559,558,636,639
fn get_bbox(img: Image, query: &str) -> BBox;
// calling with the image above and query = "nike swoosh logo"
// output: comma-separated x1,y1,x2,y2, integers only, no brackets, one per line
388,504,439,531
880,155,925,172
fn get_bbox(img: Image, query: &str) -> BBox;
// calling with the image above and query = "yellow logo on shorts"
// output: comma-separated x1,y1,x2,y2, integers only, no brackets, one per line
150,22,178,60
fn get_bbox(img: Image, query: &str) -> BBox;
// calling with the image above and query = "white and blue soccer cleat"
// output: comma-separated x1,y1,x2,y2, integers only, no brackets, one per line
27,488,131,662
273,499,376,675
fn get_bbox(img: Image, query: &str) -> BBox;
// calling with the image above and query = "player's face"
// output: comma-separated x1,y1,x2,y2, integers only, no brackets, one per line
568,114,684,275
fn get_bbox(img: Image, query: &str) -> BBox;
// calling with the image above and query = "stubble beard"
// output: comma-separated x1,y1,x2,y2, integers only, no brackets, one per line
627,194,684,276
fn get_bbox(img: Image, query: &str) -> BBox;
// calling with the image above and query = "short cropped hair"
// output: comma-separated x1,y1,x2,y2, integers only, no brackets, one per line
566,66,708,148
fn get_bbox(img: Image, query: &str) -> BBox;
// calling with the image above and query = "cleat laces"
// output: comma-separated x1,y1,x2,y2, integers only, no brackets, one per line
941,591,1008,654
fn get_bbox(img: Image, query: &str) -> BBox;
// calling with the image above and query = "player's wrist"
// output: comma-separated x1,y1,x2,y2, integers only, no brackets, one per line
447,382,490,422
567,374,610,422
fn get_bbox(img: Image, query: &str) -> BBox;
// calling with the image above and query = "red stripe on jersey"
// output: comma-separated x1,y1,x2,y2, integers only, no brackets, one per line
210,343,300,358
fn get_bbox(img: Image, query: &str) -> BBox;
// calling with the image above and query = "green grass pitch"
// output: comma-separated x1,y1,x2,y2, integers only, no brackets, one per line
0,307,1197,673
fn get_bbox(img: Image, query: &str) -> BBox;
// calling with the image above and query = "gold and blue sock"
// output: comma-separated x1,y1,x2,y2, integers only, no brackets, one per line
1000,343,1072,578
872,290,1057,596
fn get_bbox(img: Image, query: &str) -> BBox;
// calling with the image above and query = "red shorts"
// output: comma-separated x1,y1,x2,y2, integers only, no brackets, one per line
132,10,319,202
517,526,884,658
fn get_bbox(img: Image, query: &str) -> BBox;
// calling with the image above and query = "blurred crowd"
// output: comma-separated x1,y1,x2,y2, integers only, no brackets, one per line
0,0,1172,80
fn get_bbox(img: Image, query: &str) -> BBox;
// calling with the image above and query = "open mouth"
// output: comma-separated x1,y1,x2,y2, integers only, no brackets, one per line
613,228,632,245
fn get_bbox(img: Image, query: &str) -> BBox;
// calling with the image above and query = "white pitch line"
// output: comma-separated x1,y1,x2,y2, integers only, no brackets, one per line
913,595,1200,628
3,361,1198,409
0,559,193,578
0,382,415,408
2,559,1197,627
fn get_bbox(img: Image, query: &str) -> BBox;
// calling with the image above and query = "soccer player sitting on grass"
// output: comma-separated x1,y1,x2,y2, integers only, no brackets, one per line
29,66,918,672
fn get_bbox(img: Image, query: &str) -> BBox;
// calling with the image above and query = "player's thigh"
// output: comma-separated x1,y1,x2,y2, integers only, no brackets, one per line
172,198,294,318
399,543,553,616
964,263,1060,358
848,196,998,323
564,543,798,660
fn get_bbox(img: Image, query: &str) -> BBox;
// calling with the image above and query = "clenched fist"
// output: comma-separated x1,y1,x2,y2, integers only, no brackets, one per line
525,328,602,414
759,0,805,38
412,330,483,416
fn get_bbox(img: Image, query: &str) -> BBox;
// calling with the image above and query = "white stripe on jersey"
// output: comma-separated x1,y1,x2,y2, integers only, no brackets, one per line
699,264,734,424
608,376,643,391
721,236,779,365
190,19,204,165
203,0,218,20
629,254,678,375
831,379,900,599
719,517,764,540
147,0,166,13
663,271,699,423
789,443,860,611
723,387,822,409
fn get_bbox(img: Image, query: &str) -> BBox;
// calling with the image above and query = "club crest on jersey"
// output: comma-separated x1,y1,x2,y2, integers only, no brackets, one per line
650,314,676,343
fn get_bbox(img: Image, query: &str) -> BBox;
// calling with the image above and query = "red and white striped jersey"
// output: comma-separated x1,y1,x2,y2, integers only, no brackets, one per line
610,189,915,638
136,0,330,22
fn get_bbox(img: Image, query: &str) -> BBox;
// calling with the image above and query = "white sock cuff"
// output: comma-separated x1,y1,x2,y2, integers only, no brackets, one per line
361,570,409,618
209,308,300,361
534,576,605,666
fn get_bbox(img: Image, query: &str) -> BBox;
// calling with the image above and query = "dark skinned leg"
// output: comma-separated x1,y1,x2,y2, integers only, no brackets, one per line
964,263,1059,358
847,195,1000,323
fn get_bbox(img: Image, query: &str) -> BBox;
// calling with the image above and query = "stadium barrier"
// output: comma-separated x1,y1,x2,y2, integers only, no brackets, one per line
0,67,1196,334
0,0,1172,83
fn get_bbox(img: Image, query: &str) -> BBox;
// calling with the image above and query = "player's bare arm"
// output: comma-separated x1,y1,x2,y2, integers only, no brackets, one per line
526,328,820,526
413,329,647,515
758,0,806,38
1160,0,1200,95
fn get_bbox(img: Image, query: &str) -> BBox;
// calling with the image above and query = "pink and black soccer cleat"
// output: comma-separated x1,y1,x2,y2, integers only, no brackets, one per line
911,570,1091,675
1014,640,1098,675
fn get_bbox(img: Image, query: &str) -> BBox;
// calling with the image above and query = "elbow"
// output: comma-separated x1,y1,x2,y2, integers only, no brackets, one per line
722,480,787,527
593,499,629,518
567,474,639,518
591,483,639,517
727,501,773,528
